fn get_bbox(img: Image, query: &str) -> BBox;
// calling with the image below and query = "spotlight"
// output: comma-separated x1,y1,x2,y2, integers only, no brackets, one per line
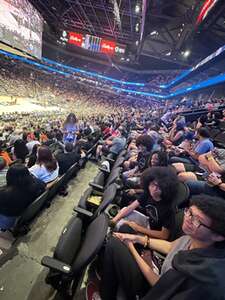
135,4,140,14
135,23,139,32
183,50,191,57
150,31,158,36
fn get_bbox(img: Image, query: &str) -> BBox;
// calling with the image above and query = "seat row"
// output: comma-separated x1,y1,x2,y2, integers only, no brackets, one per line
11,138,101,236
40,145,191,298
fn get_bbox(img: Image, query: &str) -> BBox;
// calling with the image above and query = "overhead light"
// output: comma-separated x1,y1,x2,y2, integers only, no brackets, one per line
183,50,191,57
150,31,158,36
135,23,139,32
135,4,140,14
165,51,171,56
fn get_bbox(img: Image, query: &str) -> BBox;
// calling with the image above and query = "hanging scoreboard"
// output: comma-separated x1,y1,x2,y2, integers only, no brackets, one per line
60,31,126,56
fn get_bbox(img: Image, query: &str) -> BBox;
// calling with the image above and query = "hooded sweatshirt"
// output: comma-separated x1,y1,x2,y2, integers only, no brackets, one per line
142,243,225,300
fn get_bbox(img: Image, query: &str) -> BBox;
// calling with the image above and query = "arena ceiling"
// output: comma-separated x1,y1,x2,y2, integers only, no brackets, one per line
30,0,225,70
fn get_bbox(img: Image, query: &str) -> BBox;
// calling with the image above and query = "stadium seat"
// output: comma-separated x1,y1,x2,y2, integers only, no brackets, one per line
42,213,108,297
172,181,190,210
12,190,49,236
89,167,122,191
76,183,118,219
169,209,184,241
214,131,225,148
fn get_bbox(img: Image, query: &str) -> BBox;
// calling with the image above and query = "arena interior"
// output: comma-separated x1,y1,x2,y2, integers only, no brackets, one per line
0,0,225,299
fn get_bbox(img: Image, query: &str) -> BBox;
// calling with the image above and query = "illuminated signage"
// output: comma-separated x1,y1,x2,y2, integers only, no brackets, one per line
68,32,83,47
61,31,126,56
100,39,116,55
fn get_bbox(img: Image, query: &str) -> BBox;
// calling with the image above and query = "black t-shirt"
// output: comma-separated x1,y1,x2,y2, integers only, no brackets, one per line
138,193,175,231
137,150,151,171
56,152,81,175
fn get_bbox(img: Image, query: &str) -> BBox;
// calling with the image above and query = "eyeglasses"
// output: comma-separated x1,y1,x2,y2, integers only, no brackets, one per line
184,208,213,231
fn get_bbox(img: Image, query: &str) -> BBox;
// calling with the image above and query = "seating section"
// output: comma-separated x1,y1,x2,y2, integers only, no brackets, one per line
39,105,225,298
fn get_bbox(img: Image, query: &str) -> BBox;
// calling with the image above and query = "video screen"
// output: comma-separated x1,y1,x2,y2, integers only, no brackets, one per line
0,0,43,59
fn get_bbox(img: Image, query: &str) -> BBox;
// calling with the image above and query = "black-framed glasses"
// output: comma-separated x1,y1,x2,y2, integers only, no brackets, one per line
184,208,213,231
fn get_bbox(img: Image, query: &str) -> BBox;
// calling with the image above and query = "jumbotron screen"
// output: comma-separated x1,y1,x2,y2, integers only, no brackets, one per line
0,0,43,59
61,31,126,56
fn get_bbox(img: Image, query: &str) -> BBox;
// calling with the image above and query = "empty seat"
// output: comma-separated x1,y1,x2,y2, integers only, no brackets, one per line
77,183,118,218
42,213,108,297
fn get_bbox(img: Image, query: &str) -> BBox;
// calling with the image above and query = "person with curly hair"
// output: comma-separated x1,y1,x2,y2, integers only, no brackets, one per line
112,166,179,240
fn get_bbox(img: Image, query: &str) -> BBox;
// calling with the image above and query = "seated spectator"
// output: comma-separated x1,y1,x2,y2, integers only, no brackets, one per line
160,109,173,129
173,148,225,182
26,132,40,154
112,167,178,240
123,151,170,204
27,144,39,168
96,127,126,159
48,131,64,156
186,171,225,198
170,127,214,165
29,146,59,183
149,151,168,167
98,195,225,300
0,140,12,166
56,142,81,175
12,139,29,163
122,135,154,187
0,164,46,230
0,157,7,187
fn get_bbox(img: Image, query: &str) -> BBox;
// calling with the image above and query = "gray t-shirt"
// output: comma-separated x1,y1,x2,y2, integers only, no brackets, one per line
161,235,191,276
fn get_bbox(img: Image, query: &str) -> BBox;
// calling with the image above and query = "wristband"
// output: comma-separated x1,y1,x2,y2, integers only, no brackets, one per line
144,235,148,248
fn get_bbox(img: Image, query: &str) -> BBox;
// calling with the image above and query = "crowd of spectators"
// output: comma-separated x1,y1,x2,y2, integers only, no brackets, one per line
81,101,225,300
0,53,225,299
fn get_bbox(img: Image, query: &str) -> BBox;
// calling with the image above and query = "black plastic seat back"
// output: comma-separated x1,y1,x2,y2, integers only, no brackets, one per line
169,210,184,241
95,184,117,215
93,171,105,186
72,213,108,274
63,163,79,184
214,132,225,147
105,167,121,187
47,177,64,201
78,187,93,209
113,156,125,169
54,216,83,265
16,190,49,226
172,182,190,209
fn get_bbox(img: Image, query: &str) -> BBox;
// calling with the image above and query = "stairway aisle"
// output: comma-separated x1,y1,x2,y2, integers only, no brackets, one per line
0,162,99,300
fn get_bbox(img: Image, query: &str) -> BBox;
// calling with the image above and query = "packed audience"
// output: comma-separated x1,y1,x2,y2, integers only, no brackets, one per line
0,54,225,299
82,101,225,300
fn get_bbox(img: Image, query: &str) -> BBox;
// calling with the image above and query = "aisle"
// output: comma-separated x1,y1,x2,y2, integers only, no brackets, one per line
0,162,99,300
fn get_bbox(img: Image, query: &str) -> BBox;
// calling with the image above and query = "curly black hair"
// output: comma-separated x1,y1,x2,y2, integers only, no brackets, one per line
141,166,178,204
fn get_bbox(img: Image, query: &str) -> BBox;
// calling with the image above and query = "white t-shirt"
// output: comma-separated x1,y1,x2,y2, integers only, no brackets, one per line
26,141,41,154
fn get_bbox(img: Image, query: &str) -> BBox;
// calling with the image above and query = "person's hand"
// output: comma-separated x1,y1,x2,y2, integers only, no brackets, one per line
127,189,136,196
109,219,116,228
207,173,222,186
113,232,137,243
123,221,142,232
